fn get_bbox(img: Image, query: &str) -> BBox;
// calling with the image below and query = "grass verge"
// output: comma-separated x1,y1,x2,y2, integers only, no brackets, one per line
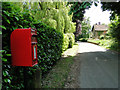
41,44,78,88
88,39,120,52
88,39,110,47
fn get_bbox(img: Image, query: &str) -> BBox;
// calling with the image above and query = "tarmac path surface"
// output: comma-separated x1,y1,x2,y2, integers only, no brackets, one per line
77,42,119,88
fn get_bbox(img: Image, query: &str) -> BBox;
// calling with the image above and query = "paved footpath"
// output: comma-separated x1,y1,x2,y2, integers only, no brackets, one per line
77,42,119,88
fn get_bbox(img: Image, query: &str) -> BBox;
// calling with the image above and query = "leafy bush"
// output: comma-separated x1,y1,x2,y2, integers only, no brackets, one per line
33,22,63,73
100,35,104,40
105,36,111,39
79,38,88,42
75,34,83,41
67,33,75,48
109,15,120,43
62,34,69,51
108,39,120,52
2,2,63,89
2,2,36,89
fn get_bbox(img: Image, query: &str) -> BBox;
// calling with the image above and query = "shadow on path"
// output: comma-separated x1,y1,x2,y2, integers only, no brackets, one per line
76,42,119,88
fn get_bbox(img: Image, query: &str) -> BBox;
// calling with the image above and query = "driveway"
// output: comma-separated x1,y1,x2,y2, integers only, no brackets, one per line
77,42,119,88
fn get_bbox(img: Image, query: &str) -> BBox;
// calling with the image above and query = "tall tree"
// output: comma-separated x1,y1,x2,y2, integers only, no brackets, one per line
101,1,120,49
81,17,91,38
67,1,98,39
101,1,120,20
20,2,75,34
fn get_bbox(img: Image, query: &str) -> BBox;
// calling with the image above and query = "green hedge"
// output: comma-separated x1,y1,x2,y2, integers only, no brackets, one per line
2,3,35,89
2,2,63,89
67,33,75,48
33,22,63,73
62,34,69,51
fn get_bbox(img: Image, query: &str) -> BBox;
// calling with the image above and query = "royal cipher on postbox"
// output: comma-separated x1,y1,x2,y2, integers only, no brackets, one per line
10,28,38,67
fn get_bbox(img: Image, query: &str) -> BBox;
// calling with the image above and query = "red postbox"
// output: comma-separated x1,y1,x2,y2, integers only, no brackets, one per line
10,28,38,67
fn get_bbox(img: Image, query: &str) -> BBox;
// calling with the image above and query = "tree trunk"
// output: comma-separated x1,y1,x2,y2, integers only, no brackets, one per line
74,20,82,40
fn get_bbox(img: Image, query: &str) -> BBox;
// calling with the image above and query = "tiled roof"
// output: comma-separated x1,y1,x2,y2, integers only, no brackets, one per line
93,25,108,31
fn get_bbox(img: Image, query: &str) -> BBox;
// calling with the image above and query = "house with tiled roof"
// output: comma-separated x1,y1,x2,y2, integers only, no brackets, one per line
92,22,108,39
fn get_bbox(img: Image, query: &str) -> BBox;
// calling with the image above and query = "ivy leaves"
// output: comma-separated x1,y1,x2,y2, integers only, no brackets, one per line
2,2,35,89
34,22,63,74
0,25,6,30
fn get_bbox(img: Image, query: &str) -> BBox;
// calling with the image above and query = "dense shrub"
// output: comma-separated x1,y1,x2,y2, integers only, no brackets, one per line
62,34,69,51
105,36,111,39
105,32,111,39
75,34,83,41
33,22,63,73
2,2,63,89
110,40,119,52
2,2,36,89
109,16,120,43
67,33,75,48
79,38,88,42
100,35,104,40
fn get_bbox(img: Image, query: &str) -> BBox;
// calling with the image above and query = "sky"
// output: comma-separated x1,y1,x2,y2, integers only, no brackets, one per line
84,2,111,27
